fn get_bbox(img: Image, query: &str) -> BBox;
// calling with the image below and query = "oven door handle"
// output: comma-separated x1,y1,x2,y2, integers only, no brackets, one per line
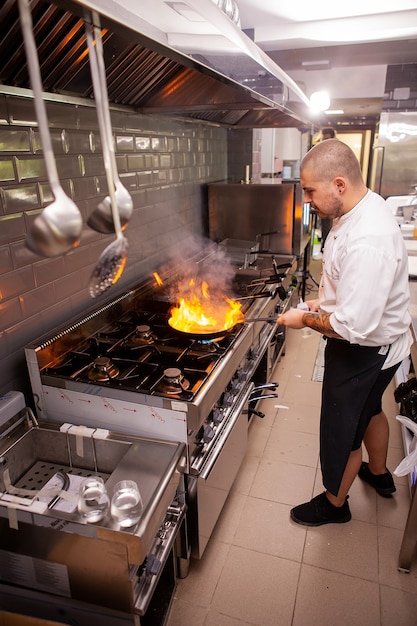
199,383,255,481
134,502,187,615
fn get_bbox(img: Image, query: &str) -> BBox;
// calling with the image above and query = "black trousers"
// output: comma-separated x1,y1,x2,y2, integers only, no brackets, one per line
320,338,400,496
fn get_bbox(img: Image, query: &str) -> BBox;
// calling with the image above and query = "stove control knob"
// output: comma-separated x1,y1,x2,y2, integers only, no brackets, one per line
203,425,215,443
145,554,161,576
249,348,259,360
223,391,234,406
238,369,248,382
231,379,241,392
213,408,224,425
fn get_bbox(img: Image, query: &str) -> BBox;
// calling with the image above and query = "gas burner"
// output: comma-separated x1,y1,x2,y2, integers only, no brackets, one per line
161,367,190,395
130,324,156,345
193,339,220,352
88,356,120,382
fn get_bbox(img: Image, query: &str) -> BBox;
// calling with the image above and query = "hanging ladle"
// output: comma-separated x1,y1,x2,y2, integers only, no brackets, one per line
86,20,128,298
18,0,82,257
86,21,133,235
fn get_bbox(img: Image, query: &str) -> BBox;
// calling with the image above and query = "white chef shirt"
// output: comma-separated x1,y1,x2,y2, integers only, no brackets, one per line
319,190,412,369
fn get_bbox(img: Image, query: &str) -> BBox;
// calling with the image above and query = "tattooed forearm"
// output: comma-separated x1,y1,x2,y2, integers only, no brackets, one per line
302,311,343,339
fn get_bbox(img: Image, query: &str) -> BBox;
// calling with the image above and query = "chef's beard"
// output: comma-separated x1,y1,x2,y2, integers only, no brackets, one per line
312,193,344,219
332,196,344,219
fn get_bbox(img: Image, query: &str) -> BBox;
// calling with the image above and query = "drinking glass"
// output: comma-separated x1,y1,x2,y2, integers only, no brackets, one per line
77,476,109,523
111,480,143,528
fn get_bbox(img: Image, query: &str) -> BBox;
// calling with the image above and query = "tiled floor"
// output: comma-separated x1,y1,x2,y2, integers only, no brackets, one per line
166,258,417,626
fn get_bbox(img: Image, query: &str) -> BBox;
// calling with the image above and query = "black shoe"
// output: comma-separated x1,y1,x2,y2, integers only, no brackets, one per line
290,492,351,527
358,462,396,497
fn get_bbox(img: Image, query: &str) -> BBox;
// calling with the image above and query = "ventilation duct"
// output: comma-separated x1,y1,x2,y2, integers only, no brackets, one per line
0,0,315,129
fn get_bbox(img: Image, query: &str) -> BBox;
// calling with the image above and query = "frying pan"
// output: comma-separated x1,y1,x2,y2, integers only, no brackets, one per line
167,315,277,340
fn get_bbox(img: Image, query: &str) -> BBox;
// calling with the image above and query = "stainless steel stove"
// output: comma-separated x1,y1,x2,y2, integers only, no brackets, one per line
39,298,247,412
25,244,298,559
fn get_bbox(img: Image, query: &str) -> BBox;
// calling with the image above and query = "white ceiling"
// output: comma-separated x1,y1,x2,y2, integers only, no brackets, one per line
237,1,417,49
116,0,417,127
236,0,417,126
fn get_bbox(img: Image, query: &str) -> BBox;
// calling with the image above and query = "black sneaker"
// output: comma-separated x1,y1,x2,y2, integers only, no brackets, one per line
290,492,351,527
358,462,396,497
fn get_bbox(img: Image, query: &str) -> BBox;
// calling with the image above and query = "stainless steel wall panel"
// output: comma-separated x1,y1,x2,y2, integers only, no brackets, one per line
208,182,297,256
377,111,417,197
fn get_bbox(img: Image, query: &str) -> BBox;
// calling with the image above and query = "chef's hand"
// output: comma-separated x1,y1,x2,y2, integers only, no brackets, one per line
276,308,306,329
306,298,320,312
277,306,343,339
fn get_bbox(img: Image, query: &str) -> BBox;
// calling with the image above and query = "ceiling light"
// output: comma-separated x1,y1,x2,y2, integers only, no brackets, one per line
309,91,330,112
326,109,344,114
301,60,331,71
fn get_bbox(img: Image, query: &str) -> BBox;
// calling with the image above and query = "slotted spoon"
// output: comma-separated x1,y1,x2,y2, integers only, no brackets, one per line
86,21,128,298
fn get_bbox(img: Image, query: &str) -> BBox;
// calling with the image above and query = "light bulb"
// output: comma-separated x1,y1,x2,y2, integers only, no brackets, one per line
309,91,331,112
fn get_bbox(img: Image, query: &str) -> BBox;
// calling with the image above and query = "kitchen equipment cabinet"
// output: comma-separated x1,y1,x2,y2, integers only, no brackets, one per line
0,408,186,624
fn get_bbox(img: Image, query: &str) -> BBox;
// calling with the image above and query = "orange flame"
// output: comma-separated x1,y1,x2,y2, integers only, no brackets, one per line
153,272,163,286
169,281,244,334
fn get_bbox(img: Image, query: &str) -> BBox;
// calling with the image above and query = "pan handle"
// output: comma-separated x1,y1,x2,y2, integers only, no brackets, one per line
245,253,292,267
243,316,277,323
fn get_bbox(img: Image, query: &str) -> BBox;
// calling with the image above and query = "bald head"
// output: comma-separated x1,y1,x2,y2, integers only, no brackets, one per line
300,139,368,218
301,139,364,187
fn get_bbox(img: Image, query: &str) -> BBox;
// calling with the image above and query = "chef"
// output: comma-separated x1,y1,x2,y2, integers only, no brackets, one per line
277,139,412,527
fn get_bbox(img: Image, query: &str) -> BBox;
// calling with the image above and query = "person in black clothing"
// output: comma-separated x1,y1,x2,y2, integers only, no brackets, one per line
321,127,336,141
276,139,411,527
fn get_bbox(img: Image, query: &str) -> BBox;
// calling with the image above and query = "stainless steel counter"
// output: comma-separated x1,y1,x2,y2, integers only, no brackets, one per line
404,238,417,330
408,280,417,333
397,253,417,572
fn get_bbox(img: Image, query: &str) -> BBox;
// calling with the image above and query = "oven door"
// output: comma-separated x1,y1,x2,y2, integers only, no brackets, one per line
187,383,254,559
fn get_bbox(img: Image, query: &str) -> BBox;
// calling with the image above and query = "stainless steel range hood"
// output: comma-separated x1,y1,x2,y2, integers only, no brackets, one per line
1,0,315,128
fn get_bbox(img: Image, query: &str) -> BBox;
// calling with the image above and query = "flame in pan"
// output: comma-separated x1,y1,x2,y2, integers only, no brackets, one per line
169,279,244,334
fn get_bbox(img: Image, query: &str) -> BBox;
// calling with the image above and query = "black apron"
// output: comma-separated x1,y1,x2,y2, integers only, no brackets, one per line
320,338,398,496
